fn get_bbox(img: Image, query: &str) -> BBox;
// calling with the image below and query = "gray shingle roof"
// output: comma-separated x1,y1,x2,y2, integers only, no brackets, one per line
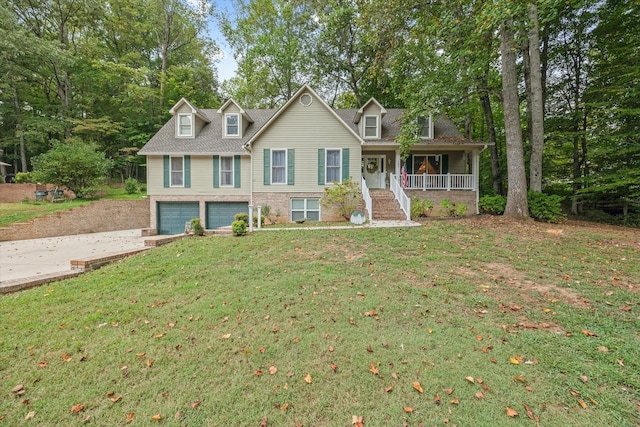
140,103,487,156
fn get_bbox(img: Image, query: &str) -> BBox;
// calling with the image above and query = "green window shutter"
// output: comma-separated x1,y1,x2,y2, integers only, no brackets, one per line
317,148,325,185
163,155,169,187
341,148,350,181
234,155,241,188
184,155,191,188
263,149,270,185
287,148,295,185
213,155,220,188
407,155,414,174
442,154,449,174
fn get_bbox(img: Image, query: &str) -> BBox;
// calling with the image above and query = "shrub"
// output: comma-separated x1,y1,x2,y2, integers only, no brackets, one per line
124,177,139,194
190,218,204,236
14,172,32,183
232,220,247,236
234,212,249,225
253,214,265,227
410,197,434,218
261,205,271,221
320,177,362,220
528,191,565,223
440,199,468,217
478,195,507,215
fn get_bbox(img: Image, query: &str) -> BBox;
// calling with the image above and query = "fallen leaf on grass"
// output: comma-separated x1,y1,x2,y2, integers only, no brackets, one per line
330,363,338,372
61,353,72,362
580,374,588,383
151,414,162,420
38,361,47,368
434,393,441,404
450,397,460,405
506,407,518,417
578,400,588,409
260,417,268,426
412,382,423,393
304,373,313,384
71,404,84,413
465,376,475,384
126,412,134,423
364,310,377,317
146,359,153,368
352,415,364,426
475,392,484,399
385,383,394,393
513,375,527,384
280,403,289,411
25,411,35,420
191,400,201,409
509,355,522,365
443,388,453,395
269,366,278,375
597,346,609,352
582,329,597,337
369,363,379,375
221,334,231,339
107,393,122,403
254,370,263,376
524,404,535,420
403,407,414,413
12,384,24,393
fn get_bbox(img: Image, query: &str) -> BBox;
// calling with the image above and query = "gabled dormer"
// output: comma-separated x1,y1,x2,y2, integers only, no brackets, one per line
217,98,254,138
353,98,387,139
417,114,434,139
169,98,211,139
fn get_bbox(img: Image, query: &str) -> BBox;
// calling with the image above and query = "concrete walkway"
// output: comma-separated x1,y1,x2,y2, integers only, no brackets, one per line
0,229,147,286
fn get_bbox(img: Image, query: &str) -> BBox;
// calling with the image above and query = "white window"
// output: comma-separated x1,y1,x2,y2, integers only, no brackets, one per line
417,116,431,138
271,150,286,184
413,154,440,174
292,198,320,221
364,115,378,138
177,114,193,137
220,156,233,186
170,156,184,186
326,149,341,183
225,113,239,137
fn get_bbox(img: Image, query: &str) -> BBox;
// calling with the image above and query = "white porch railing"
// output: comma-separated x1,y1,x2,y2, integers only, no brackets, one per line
389,174,411,220
361,177,373,221
406,173,474,191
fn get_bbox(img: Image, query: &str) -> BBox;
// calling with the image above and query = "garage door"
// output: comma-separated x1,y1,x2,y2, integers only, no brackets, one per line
157,202,200,235
206,202,249,229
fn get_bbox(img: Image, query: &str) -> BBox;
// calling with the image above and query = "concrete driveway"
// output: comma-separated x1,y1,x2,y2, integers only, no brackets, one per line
0,229,147,283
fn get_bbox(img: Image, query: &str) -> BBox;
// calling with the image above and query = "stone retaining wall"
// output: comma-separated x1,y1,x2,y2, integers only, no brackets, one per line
0,183,76,203
0,199,150,241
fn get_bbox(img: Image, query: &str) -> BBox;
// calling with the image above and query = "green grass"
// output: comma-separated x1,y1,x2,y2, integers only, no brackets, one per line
1,218,638,426
0,184,145,228
0,200,91,228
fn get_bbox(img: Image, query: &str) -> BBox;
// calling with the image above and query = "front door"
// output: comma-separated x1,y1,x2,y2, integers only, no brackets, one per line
362,155,386,189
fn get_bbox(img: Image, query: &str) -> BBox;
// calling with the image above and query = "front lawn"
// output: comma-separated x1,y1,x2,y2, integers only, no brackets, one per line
0,217,638,425
0,200,91,228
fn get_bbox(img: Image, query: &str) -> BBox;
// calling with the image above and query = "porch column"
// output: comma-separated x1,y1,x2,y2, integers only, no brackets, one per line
473,150,480,214
395,150,401,183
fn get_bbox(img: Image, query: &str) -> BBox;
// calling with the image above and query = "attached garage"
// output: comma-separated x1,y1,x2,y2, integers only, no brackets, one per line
157,202,200,235
206,202,248,229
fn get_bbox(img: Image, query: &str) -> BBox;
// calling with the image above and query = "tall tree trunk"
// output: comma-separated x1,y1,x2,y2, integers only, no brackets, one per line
527,3,545,192
12,83,28,172
500,22,529,218
479,90,503,196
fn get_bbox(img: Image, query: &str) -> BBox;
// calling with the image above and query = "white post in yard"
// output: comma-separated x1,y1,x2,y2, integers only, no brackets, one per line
257,206,262,229
248,205,253,232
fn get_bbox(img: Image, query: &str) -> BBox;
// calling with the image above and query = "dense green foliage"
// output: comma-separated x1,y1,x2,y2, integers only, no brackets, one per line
30,140,114,198
231,219,247,236
320,178,362,220
479,195,508,215
527,191,566,223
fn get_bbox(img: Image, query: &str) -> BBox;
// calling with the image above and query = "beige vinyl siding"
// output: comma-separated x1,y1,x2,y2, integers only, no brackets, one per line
361,103,381,138
252,93,362,193
146,155,251,196
447,152,467,173
174,104,206,136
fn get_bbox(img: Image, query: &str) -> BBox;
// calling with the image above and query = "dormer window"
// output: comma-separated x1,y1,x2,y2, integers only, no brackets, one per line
364,115,378,138
417,116,432,138
225,113,239,137
177,114,193,137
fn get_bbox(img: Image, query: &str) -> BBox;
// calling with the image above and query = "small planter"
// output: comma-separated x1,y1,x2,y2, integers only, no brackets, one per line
34,190,49,201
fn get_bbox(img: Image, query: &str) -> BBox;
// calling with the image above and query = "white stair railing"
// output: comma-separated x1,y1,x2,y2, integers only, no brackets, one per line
389,174,411,220
361,178,373,222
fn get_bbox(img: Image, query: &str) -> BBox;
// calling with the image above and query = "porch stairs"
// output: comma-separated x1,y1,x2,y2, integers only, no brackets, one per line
370,189,406,221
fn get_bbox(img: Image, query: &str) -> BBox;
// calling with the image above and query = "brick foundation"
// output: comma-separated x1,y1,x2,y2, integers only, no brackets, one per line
406,190,477,216
0,199,150,241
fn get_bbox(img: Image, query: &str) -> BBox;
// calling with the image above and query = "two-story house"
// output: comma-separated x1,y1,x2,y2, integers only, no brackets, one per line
139,85,489,234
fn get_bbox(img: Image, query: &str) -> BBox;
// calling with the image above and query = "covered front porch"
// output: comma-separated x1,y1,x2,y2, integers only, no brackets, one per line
361,149,481,192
